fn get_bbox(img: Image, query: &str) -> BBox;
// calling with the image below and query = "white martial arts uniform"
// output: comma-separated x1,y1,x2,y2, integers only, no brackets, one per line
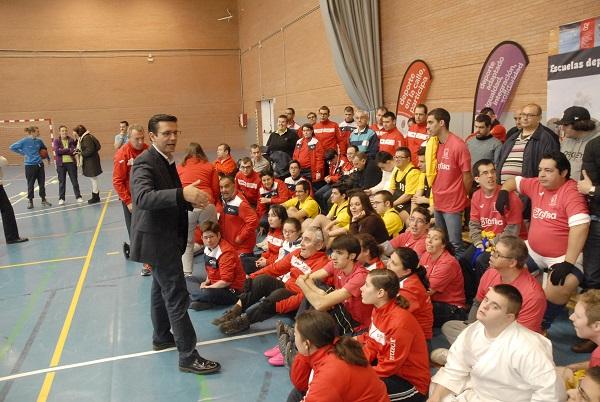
431,321,565,402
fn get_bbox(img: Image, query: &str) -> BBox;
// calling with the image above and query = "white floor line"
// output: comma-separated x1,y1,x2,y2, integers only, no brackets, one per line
14,196,120,220
0,329,276,383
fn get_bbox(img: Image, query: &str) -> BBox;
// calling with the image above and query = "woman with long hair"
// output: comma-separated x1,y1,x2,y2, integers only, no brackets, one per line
348,191,388,244
177,142,219,276
387,247,433,340
287,310,388,402
355,233,385,270
73,124,102,204
52,125,82,205
255,204,287,269
419,227,466,327
358,269,430,401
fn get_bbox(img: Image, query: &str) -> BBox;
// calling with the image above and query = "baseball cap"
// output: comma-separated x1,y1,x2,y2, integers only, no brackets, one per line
557,106,591,125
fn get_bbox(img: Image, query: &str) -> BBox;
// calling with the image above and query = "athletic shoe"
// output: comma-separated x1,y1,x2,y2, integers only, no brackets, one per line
264,344,280,358
27,201,33,209
219,314,250,335
76,197,84,203
41,199,52,207
430,348,448,366
58,199,65,206
268,351,285,366
283,340,296,368
140,264,152,276
211,304,242,326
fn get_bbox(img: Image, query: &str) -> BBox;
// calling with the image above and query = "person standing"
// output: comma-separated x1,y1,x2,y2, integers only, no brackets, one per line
53,125,82,205
112,124,149,272
0,155,28,244
9,126,52,209
129,113,220,375
113,121,129,150
73,125,102,204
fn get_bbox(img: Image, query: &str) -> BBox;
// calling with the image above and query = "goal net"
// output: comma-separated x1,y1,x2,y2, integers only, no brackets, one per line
0,118,54,165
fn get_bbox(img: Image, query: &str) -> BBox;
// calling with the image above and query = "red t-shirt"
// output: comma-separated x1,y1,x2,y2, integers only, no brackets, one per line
470,186,523,235
378,127,406,156
399,274,434,339
591,347,600,367
323,261,372,331
431,133,471,213
419,250,465,307
390,231,427,257
476,268,546,333
406,123,429,167
516,177,590,257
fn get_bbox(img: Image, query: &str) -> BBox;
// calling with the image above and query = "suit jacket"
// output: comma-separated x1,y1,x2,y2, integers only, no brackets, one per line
130,146,190,267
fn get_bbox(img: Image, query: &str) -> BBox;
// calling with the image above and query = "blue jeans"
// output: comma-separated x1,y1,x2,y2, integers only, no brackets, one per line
584,219,600,289
434,210,465,257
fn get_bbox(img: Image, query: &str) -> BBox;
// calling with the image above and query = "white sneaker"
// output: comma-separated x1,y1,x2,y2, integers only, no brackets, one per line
58,199,65,206
76,198,83,203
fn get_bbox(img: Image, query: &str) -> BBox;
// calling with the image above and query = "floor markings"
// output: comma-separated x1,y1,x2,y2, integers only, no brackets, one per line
106,251,119,255
0,256,86,270
11,176,57,206
35,191,112,402
0,330,276,383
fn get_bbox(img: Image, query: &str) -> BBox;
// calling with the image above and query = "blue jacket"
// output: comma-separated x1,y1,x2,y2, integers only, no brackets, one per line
9,136,48,165
349,127,379,159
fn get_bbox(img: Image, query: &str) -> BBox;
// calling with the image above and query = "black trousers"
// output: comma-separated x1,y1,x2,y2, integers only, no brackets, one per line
0,185,20,241
25,163,46,200
57,162,81,200
383,376,426,402
122,201,132,238
150,259,197,364
238,275,295,323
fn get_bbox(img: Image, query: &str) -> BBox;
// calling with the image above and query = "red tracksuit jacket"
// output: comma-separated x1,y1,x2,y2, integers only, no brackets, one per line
256,179,290,217
113,142,148,205
216,194,258,254
177,158,220,204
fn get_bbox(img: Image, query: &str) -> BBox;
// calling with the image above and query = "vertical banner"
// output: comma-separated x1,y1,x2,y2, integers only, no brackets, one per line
395,60,432,136
547,17,600,119
472,41,529,131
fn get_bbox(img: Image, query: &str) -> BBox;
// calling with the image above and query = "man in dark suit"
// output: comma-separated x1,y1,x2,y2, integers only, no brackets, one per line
130,114,220,375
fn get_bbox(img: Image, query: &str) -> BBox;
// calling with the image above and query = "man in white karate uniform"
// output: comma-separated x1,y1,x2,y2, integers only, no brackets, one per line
427,284,565,402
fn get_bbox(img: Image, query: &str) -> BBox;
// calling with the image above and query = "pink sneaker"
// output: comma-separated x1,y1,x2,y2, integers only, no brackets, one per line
264,344,280,358
268,350,285,366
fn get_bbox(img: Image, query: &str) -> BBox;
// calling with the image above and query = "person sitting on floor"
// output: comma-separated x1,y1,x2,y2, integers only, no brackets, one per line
383,206,430,258
428,284,565,402
387,247,433,342
278,218,302,261
419,227,466,327
255,204,287,269
347,190,389,244
287,310,389,402
372,190,404,238
358,269,430,402
355,233,385,271
186,221,246,311
256,169,290,231
281,180,320,222
234,157,261,209
302,182,350,246
565,290,600,372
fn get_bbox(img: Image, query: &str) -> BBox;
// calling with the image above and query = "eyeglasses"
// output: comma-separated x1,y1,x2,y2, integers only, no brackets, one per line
491,251,513,260
394,155,409,160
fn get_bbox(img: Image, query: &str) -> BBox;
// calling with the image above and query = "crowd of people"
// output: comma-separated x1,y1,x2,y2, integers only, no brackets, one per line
2,103,600,401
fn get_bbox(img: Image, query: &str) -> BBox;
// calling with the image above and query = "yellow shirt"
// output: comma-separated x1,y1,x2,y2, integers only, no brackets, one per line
416,172,434,208
389,164,420,196
61,139,74,163
381,208,403,237
327,200,350,228
282,195,320,219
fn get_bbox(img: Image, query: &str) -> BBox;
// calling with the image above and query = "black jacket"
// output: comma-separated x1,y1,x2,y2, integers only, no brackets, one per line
129,146,190,266
348,159,382,190
266,129,297,157
582,135,600,217
495,124,559,181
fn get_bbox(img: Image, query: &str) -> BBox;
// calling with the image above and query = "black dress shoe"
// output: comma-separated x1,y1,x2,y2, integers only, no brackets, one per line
179,355,221,375
7,237,29,244
123,242,130,259
571,339,597,353
152,340,176,351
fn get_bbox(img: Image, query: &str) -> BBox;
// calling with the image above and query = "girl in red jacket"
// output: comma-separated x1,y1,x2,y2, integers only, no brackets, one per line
186,221,246,311
358,269,430,401
293,124,324,184
255,204,287,269
387,247,434,341
288,310,389,402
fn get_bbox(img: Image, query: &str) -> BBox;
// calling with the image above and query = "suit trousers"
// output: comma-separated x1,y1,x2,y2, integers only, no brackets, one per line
0,185,20,241
150,259,197,364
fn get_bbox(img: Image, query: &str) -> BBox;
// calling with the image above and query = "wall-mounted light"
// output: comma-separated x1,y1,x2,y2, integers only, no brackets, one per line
147,53,154,63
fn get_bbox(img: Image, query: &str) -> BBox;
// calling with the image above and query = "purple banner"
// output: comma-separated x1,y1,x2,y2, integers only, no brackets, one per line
473,41,529,127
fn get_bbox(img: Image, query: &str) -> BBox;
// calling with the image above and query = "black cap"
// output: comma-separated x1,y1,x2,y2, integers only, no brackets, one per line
557,106,591,125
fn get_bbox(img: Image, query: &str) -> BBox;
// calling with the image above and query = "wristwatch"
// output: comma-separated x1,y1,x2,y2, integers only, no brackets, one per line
589,186,596,197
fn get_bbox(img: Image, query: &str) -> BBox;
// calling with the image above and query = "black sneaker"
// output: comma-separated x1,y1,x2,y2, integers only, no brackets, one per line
123,242,130,259
7,237,29,244
179,353,221,375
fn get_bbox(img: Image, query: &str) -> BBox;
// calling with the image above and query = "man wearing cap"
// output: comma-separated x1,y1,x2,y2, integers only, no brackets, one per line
559,106,600,181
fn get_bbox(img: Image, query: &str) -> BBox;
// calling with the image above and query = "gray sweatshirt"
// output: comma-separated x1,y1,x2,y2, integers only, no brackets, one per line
561,126,600,180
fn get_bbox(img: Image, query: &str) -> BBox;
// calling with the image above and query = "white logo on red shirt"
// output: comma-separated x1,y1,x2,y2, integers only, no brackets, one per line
438,162,450,170
532,207,557,220
368,322,385,345
480,217,504,227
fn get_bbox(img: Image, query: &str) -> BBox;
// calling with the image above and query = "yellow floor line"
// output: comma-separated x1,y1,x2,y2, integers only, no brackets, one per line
36,191,112,402
0,256,86,270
